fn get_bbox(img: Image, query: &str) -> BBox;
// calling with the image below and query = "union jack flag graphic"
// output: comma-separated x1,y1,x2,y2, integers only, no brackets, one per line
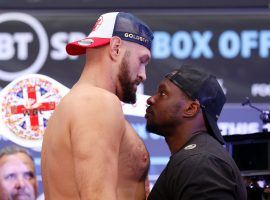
0,75,66,147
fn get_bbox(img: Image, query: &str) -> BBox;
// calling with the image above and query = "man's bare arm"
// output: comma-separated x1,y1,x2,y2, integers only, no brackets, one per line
70,91,125,200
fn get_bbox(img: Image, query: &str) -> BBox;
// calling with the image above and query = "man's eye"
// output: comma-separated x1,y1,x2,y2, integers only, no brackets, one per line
5,174,16,180
140,56,149,65
24,172,34,180
159,91,166,96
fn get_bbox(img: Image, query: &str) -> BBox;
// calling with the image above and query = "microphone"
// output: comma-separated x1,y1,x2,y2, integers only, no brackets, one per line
242,97,270,125
260,110,270,124
241,97,250,106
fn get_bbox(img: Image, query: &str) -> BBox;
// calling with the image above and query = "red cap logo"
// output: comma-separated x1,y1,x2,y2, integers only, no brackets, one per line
91,16,103,32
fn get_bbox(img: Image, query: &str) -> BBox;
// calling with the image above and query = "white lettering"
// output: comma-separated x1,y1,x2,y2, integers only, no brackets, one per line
50,32,86,60
172,31,192,59
241,30,258,58
50,32,68,60
192,31,213,58
218,30,240,58
0,12,48,81
219,122,259,135
0,33,15,60
152,31,213,59
251,83,270,97
152,31,171,59
260,30,270,58
14,32,33,60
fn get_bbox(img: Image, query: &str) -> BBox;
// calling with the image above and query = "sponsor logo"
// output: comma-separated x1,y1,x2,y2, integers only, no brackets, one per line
219,122,259,135
184,144,197,150
0,12,48,81
124,32,149,43
251,83,270,97
92,16,103,32
0,12,87,81
78,38,94,46
152,30,270,59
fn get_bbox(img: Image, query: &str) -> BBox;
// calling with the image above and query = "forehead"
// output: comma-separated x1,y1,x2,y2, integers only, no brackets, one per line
0,153,34,172
159,78,189,96
124,40,151,57
159,79,179,90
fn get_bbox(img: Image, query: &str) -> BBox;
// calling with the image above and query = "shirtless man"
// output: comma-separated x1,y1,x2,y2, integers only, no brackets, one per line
41,12,153,200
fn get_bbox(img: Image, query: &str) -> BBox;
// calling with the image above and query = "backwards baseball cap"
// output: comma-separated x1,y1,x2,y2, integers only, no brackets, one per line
66,12,153,55
165,65,226,144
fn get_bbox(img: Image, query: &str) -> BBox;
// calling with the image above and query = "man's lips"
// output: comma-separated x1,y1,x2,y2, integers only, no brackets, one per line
133,81,141,92
145,107,153,118
14,192,30,199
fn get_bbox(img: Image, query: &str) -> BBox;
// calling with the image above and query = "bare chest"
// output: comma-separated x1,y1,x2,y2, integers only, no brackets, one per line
118,122,149,181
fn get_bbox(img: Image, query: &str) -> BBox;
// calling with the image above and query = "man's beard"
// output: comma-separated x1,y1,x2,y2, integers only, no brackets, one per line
118,53,137,104
146,122,166,137
146,103,182,137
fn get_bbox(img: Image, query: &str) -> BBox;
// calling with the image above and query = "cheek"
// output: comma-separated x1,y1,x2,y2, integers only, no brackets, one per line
155,104,168,117
0,181,13,192
130,62,140,73
28,180,37,191
160,102,181,119
130,58,141,73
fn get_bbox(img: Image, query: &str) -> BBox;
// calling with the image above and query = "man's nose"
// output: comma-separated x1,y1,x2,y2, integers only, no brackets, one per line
147,96,154,105
138,66,146,82
14,176,26,189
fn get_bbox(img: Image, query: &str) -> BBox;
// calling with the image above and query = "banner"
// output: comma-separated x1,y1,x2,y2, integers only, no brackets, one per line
1,10,270,195
0,11,270,102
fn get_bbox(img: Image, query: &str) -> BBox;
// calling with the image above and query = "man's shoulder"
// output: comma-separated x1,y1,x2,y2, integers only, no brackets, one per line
65,85,121,108
71,84,119,100
169,143,205,168
66,85,126,135
58,85,124,124
170,133,231,168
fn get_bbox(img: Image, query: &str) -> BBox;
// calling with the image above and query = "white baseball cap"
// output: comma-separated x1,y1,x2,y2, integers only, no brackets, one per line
66,12,153,55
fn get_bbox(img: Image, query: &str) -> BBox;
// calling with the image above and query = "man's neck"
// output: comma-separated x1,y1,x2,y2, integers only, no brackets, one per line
78,63,117,93
165,126,207,155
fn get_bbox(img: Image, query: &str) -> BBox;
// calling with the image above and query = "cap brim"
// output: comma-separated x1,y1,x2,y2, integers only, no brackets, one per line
66,37,111,55
204,111,225,144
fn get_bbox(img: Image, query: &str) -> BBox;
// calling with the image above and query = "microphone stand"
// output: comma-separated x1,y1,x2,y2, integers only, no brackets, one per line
242,97,270,132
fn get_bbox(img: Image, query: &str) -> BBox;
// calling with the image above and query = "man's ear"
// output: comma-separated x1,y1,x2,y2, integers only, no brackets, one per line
183,101,200,118
109,36,122,61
